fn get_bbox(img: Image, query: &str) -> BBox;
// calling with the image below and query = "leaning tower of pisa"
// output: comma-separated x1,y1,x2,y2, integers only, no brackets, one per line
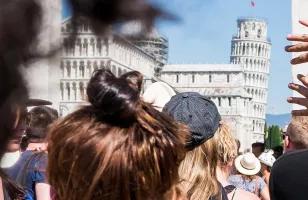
230,18,271,142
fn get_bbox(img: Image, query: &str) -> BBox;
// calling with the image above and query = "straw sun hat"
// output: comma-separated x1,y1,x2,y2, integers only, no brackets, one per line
234,153,261,176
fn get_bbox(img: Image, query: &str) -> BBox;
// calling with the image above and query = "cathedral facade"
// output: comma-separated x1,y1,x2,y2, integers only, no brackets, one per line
58,19,162,116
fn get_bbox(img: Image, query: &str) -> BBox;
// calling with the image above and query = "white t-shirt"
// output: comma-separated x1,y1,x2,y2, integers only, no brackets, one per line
0,151,21,168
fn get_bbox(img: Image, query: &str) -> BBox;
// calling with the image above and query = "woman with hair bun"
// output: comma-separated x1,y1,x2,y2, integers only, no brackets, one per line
47,69,188,200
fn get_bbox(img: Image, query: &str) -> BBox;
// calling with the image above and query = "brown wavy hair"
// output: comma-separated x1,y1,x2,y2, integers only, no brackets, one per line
47,70,188,200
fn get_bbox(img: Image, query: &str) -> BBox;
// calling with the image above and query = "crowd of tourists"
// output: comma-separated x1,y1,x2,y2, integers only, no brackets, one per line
1,0,308,200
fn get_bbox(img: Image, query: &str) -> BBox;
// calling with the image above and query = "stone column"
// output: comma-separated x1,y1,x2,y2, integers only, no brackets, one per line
68,82,73,101
83,82,87,100
76,82,81,101
73,82,77,101
90,38,95,56
78,62,82,78
87,61,92,78
60,61,64,78
60,82,64,101
62,82,66,101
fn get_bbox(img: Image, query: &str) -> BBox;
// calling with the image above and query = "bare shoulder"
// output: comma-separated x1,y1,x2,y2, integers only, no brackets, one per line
233,188,260,200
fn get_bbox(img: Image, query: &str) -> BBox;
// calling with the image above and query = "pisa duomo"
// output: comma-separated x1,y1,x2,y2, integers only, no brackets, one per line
26,17,271,152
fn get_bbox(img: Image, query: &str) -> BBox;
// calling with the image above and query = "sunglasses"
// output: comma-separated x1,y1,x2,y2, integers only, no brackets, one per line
282,133,288,140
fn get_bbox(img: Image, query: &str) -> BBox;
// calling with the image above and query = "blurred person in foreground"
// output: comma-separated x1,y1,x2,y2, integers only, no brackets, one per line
215,124,259,200
258,150,276,185
0,0,172,199
163,92,228,200
282,116,308,152
6,106,58,200
228,153,270,200
47,70,188,200
269,20,308,200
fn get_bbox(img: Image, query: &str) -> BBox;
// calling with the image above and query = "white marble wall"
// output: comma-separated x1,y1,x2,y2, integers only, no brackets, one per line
59,20,159,115
161,71,244,88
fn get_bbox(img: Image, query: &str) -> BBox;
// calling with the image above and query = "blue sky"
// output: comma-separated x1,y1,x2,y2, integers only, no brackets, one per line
62,0,292,114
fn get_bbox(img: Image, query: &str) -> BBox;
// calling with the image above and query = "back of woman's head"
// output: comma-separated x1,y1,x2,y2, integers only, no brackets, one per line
47,69,188,200
215,123,238,166
178,131,220,200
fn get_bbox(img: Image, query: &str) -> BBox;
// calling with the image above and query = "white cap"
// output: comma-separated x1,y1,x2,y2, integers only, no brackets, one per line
258,150,276,167
142,82,176,111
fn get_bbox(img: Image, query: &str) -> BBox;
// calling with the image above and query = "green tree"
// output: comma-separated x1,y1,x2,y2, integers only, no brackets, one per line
265,125,283,149
264,123,270,149
271,125,282,148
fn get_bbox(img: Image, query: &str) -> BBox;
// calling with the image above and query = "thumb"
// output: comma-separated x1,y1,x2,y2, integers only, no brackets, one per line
299,20,308,27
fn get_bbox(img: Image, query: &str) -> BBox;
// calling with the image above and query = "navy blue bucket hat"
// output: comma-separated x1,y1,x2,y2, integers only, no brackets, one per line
163,92,221,150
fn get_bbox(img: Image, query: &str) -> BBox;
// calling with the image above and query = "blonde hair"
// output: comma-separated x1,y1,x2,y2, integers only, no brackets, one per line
179,127,223,200
215,124,238,165
287,116,308,149
178,123,238,200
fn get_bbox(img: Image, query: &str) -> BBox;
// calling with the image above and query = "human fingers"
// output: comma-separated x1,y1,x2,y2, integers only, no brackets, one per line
287,97,308,107
290,53,308,65
297,74,308,87
286,43,308,52
287,34,308,42
288,83,308,97
287,20,308,42
291,109,308,116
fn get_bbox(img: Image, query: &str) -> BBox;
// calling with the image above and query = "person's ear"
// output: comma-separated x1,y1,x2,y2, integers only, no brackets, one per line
285,136,291,148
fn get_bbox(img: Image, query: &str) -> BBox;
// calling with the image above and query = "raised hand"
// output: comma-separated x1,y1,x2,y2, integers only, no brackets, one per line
286,20,308,64
288,74,308,116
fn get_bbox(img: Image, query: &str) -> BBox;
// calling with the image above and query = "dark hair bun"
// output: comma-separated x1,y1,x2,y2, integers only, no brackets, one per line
87,69,140,126
120,71,143,93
